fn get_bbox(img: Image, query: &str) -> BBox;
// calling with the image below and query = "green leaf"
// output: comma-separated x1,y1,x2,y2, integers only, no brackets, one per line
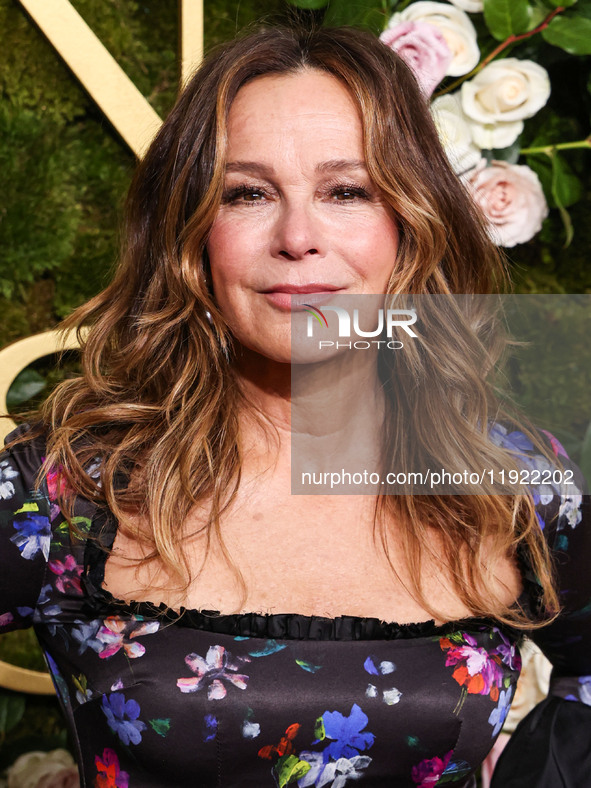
276,754,311,788
6,368,46,408
483,0,530,40
526,153,582,210
551,153,581,246
70,516,92,532
527,151,580,246
526,5,549,30
323,0,386,30
149,718,171,737
295,658,322,673
14,502,39,514
313,716,326,742
544,0,578,6
542,15,591,53
0,691,26,735
551,152,583,207
286,0,329,8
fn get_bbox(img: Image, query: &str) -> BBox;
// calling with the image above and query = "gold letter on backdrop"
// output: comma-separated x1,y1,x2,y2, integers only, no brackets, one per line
18,0,163,158
0,329,85,444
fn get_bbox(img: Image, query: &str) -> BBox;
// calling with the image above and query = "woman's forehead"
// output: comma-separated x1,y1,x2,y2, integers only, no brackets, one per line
225,71,364,166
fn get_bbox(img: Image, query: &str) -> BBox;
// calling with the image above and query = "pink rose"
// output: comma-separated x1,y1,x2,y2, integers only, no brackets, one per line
380,21,452,96
37,767,80,788
464,159,548,247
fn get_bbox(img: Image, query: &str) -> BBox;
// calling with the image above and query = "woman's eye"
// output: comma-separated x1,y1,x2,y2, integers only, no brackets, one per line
223,186,268,205
330,186,371,201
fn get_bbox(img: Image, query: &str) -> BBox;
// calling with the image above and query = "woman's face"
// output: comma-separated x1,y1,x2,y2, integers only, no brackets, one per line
206,69,399,363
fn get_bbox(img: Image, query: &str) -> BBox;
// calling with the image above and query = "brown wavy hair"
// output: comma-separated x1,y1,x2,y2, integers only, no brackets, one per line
29,24,557,626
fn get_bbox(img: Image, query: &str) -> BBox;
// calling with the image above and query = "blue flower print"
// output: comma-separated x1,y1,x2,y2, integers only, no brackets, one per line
203,714,218,742
102,692,147,745
45,653,71,711
17,583,63,637
488,685,513,736
0,460,18,500
488,425,534,456
315,704,375,762
71,620,104,655
493,630,522,671
11,511,51,560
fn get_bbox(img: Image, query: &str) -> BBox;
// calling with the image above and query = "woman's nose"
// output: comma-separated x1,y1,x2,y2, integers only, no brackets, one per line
270,201,326,262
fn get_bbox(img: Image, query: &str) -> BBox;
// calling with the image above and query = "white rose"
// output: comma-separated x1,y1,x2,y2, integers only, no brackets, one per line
7,750,78,788
386,1,480,76
504,639,551,733
464,159,549,247
448,0,484,12
464,116,524,150
430,93,482,174
461,58,551,124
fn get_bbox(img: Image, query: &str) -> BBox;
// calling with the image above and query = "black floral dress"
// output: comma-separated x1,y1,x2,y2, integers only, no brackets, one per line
0,426,590,788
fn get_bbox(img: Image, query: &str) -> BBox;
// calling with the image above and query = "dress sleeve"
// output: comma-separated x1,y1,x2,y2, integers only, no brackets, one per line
490,431,591,787
0,426,51,634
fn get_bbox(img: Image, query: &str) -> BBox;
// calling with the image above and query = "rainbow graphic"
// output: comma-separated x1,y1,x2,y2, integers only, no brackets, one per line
302,304,328,328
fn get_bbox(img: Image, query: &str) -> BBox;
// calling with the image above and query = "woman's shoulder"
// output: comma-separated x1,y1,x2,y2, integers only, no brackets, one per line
489,423,587,538
1,423,48,490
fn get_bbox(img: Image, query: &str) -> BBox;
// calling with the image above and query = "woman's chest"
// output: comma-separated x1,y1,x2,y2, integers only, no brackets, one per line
104,494,487,623
41,617,520,787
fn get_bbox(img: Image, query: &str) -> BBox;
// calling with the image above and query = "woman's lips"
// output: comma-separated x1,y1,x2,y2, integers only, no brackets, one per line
262,287,346,311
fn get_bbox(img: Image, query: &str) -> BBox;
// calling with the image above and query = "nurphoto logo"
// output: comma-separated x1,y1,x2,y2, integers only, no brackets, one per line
303,304,418,350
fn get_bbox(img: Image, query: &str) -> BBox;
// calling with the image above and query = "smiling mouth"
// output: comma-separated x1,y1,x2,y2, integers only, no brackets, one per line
261,285,345,311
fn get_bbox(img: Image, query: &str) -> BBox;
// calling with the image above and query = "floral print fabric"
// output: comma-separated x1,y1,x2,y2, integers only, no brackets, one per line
0,428,590,787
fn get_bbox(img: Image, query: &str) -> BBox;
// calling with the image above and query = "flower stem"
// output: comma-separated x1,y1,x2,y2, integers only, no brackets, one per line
521,137,591,156
434,6,565,97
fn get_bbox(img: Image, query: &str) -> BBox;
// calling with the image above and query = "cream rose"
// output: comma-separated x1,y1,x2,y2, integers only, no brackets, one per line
385,1,479,77
430,93,481,174
448,0,484,12
503,639,551,734
461,58,551,125
464,159,549,247
464,115,524,151
380,21,452,96
7,749,79,788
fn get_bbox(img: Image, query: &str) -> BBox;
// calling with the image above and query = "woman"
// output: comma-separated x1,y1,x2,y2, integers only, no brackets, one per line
1,24,589,788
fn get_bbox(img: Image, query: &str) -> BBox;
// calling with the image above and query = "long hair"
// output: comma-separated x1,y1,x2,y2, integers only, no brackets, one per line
31,24,557,625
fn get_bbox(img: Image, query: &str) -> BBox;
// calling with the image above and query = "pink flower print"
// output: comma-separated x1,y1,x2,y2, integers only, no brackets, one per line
440,633,504,701
96,616,160,659
95,747,129,788
411,750,453,786
0,612,14,627
541,429,569,458
177,645,250,699
46,465,69,501
49,554,83,595
493,630,522,672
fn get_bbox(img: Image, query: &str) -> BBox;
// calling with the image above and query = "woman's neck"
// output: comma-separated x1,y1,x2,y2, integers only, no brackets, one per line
234,344,386,483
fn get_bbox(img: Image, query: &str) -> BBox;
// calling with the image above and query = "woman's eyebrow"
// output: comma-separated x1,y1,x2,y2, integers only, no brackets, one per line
224,159,368,175
225,161,275,176
316,159,367,173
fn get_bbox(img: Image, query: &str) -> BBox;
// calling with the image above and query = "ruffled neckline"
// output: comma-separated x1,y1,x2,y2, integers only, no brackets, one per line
81,570,516,642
